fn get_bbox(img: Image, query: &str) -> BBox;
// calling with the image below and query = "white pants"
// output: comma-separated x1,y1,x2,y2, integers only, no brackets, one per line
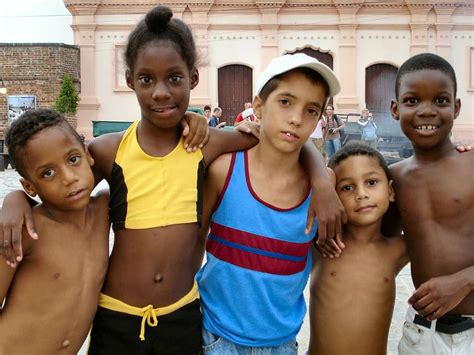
398,306,474,355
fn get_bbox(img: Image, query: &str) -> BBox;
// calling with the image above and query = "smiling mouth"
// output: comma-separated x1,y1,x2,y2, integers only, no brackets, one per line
67,189,85,198
415,125,438,131
284,131,299,139
355,205,376,212
151,106,176,113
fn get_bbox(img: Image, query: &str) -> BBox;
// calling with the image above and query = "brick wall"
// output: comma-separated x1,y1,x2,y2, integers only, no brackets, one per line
0,43,80,150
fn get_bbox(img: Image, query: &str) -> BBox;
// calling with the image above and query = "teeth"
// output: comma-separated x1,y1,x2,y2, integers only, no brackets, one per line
286,132,291,136
417,125,436,130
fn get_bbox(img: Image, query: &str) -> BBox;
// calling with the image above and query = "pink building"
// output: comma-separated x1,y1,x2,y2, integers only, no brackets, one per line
64,0,473,142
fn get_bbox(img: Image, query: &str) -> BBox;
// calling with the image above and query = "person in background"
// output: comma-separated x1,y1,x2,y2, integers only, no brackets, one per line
358,108,378,149
310,117,326,162
204,105,212,124
322,104,345,159
234,102,257,126
209,107,226,128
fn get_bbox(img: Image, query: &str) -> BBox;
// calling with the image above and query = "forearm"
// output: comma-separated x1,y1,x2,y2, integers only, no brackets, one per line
454,265,474,292
4,190,37,208
300,140,331,187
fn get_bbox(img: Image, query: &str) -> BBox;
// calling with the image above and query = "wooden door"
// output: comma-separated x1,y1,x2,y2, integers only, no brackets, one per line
218,65,253,125
365,64,398,135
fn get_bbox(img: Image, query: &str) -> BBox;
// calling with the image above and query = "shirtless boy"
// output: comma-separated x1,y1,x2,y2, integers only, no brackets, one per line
309,142,408,355
0,109,110,354
389,53,474,354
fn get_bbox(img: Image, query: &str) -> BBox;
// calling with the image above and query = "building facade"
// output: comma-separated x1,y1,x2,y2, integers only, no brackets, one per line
64,0,473,141
0,43,80,140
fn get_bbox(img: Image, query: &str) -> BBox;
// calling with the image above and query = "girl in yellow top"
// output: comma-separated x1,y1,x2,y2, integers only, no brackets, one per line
0,5,345,353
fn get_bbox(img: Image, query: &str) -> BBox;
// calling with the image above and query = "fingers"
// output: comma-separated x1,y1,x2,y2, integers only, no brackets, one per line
24,209,38,240
317,239,342,258
334,234,345,250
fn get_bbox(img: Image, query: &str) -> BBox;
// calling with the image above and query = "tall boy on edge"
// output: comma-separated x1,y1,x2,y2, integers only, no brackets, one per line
197,53,340,353
388,53,474,354
0,109,110,354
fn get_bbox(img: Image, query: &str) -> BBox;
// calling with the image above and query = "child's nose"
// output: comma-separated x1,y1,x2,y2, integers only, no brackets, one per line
356,187,369,200
152,82,171,100
288,110,303,126
418,101,436,116
62,168,79,185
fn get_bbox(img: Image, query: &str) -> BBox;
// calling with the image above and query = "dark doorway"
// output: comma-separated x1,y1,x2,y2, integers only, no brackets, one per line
218,65,253,125
365,63,398,134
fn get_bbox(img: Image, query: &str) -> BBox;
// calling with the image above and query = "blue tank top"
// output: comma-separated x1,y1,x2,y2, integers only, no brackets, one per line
196,150,317,347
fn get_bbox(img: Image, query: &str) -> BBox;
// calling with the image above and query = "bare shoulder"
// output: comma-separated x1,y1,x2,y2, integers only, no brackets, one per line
389,156,413,181
207,152,234,184
87,132,124,181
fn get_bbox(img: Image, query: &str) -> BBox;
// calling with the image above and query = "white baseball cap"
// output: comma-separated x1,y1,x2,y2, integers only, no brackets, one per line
255,53,341,98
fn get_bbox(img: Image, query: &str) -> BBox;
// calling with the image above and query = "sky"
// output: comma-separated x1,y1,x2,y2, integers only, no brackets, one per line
0,0,73,44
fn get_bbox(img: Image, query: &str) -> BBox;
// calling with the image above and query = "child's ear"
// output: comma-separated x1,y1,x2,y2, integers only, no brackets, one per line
390,100,399,121
454,98,461,120
388,180,395,203
84,146,95,167
20,178,37,198
252,96,263,121
190,68,199,90
125,69,134,90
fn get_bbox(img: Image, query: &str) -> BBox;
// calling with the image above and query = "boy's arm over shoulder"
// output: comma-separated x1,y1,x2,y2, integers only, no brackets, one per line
200,127,258,167
0,228,32,312
87,132,124,184
386,234,409,275
199,153,234,241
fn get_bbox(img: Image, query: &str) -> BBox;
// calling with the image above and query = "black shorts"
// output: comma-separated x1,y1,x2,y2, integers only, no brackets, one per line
88,299,202,355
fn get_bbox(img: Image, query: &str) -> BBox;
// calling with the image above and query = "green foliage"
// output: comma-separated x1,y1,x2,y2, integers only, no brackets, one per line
53,74,79,113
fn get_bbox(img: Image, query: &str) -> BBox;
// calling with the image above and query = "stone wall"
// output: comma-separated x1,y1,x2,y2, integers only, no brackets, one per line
0,43,80,150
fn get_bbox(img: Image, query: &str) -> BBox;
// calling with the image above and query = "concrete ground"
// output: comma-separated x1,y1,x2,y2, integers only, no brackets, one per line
0,167,413,354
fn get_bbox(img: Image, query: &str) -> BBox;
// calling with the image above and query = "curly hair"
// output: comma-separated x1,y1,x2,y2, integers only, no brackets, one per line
328,141,391,180
6,108,83,178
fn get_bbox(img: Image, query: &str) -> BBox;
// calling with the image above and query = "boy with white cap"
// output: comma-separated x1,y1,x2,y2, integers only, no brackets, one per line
197,53,341,354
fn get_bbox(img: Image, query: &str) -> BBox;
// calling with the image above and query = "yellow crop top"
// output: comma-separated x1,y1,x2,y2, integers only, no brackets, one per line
109,121,205,230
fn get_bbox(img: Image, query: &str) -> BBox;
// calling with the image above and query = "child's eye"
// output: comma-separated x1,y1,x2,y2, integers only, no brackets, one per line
435,97,448,104
404,97,418,105
367,179,378,186
138,76,152,84
70,155,81,164
42,169,56,178
341,185,353,192
308,108,320,117
170,75,183,83
279,99,290,106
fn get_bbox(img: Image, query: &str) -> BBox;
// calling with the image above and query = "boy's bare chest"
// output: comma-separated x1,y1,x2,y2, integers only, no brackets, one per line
395,161,473,220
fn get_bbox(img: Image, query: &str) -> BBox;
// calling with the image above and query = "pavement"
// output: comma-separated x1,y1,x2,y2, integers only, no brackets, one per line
0,167,414,354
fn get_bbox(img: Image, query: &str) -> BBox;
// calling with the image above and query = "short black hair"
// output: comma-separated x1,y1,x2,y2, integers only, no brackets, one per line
258,67,330,104
6,108,84,178
125,6,197,73
395,53,457,100
203,105,211,111
328,141,390,180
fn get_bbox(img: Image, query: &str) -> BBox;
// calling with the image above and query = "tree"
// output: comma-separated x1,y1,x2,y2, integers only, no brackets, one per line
53,74,79,113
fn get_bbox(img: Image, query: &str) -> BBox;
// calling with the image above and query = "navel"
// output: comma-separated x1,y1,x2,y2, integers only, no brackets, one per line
383,277,389,283
154,273,163,283
330,271,337,277
61,339,70,348
53,272,60,279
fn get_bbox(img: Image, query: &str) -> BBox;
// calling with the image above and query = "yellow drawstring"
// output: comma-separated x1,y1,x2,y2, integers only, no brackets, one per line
140,305,159,341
